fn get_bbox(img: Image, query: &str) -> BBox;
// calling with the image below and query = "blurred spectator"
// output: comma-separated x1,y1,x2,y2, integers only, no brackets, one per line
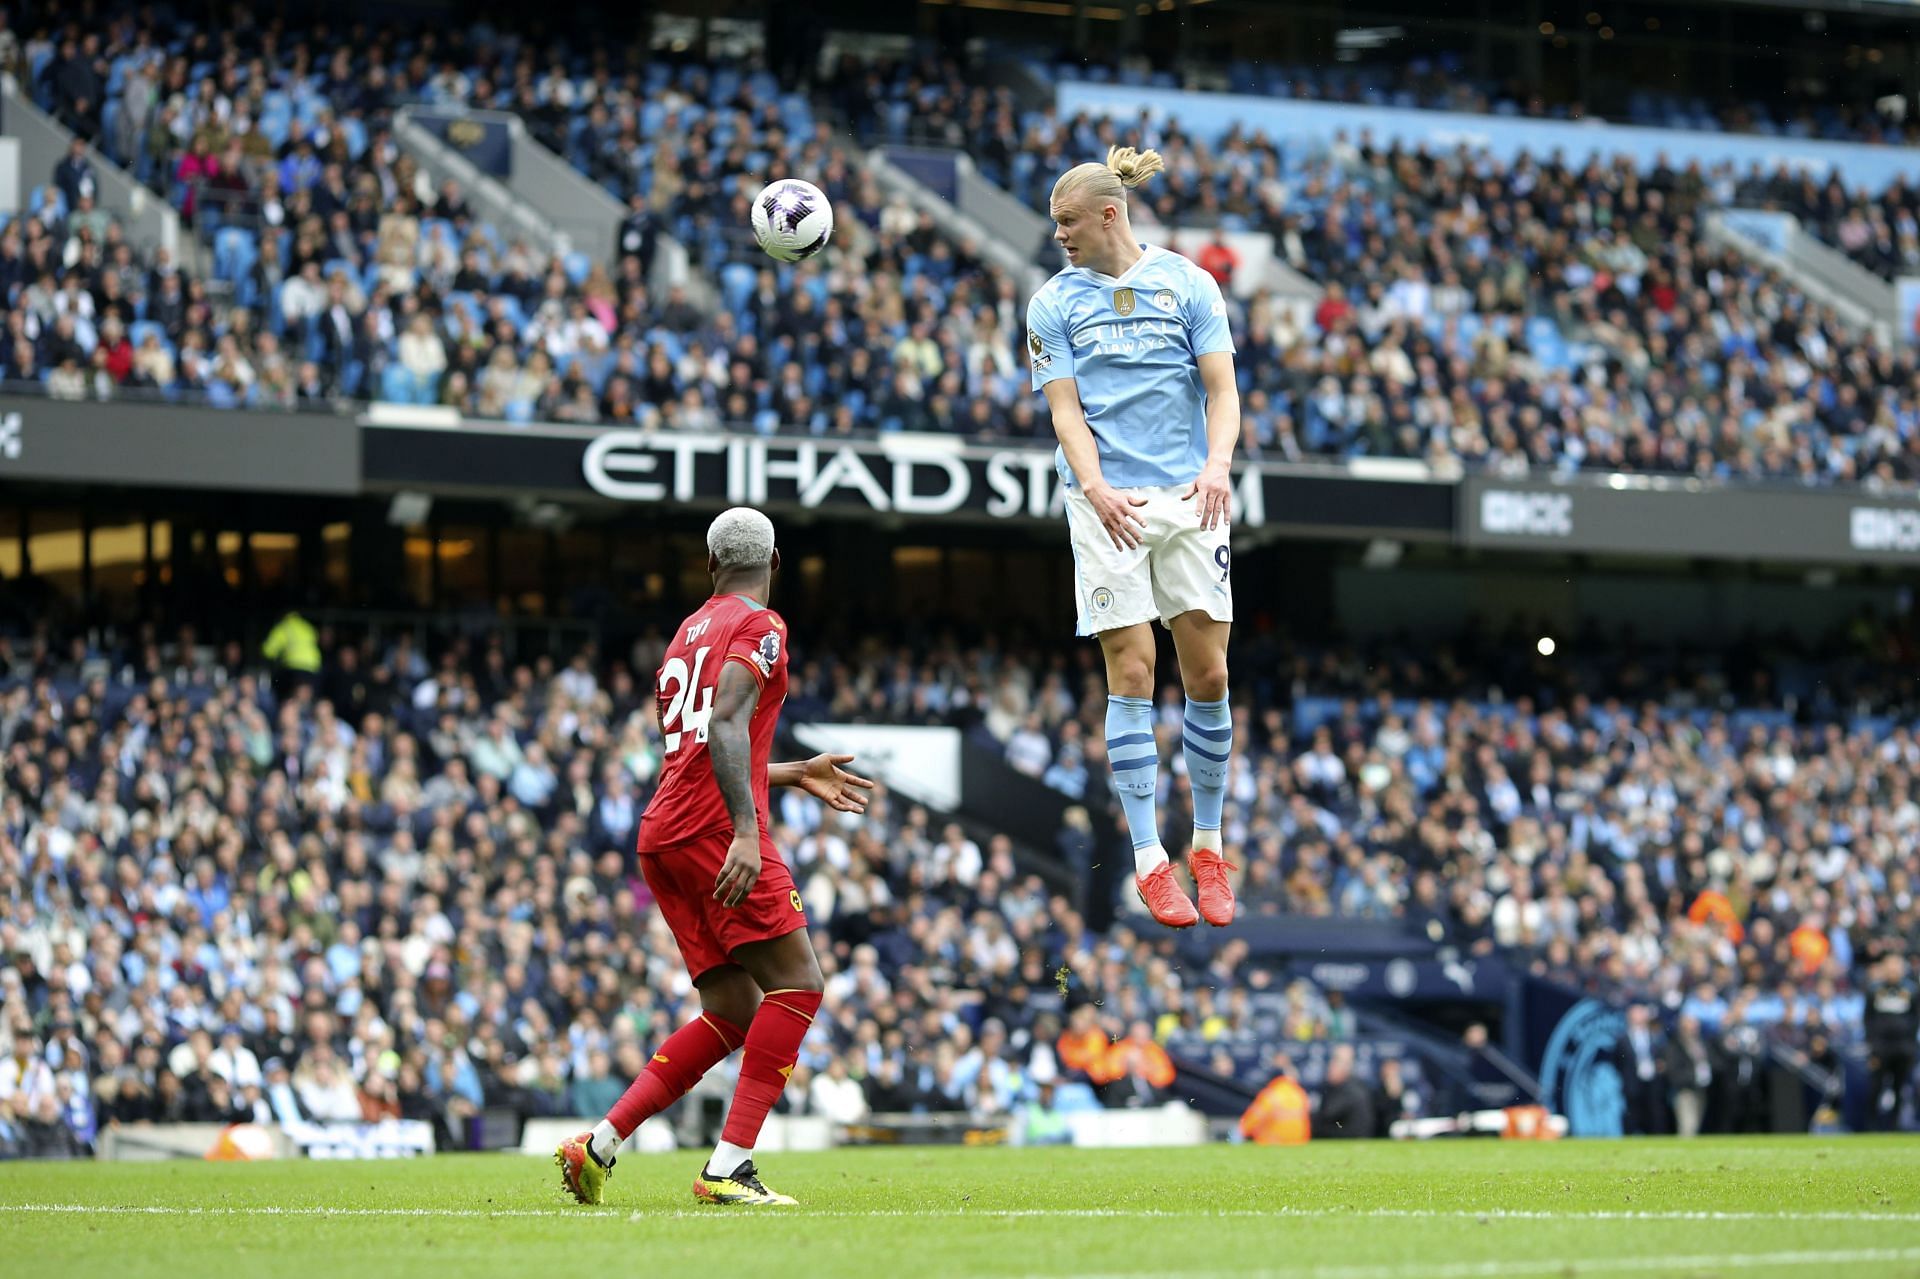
1240,1051,1311,1145
1309,1043,1374,1138
1664,1015,1714,1138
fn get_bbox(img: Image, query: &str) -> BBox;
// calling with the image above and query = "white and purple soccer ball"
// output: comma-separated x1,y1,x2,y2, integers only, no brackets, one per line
751,178,834,262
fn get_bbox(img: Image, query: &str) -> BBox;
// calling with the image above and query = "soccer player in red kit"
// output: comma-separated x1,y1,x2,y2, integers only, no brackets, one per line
555,507,871,1208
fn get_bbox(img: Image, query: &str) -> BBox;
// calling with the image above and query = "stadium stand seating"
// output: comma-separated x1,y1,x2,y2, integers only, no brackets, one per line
5,21,1919,483
0,606,1909,1153
1,14,1917,1159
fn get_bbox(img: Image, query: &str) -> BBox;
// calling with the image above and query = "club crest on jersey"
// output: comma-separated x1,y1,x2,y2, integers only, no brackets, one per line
1113,287,1136,317
1091,586,1115,613
752,631,781,676
1154,289,1177,312
789,889,804,912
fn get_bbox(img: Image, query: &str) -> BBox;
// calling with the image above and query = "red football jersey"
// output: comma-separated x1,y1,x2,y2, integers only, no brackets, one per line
637,593,790,850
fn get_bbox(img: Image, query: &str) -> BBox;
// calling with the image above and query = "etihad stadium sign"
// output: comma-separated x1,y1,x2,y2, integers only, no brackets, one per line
580,432,1266,522
360,417,1454,539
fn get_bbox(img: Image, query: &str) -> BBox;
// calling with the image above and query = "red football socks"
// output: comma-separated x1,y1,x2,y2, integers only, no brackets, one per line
605,1012,744,1138
719,988,822,1148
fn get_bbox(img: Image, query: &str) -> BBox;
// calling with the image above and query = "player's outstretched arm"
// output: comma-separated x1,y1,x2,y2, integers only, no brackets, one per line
769,754,875,813
1180,350,1240,532
708,662,763,907
1044,379,1147,550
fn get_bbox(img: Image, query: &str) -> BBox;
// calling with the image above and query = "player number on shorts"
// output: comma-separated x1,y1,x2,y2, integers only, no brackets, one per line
1215,544,1231,582
659,645,716,754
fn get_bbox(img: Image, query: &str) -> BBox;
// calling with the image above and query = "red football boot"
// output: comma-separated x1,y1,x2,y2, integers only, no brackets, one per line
1188,846,1238,927
1136,862,1200,929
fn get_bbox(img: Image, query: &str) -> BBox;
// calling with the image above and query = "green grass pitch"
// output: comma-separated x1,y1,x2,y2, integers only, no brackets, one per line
4,1138,1919,1278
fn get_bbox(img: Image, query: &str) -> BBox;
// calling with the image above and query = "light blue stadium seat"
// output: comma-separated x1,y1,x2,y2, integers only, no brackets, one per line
378,364,414,404
214,227,258,283
720,262,756,315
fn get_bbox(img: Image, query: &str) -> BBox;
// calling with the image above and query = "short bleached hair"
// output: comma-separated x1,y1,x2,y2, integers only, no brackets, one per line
707,507,776,570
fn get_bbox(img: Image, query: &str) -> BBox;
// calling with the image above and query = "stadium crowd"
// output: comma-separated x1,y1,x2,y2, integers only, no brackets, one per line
999,110,1920,487
1,16,1919,483
0,602,1916,1158
3,13,1029,432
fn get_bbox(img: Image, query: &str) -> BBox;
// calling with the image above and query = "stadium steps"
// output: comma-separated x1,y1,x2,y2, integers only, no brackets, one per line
392,106,714,314
0,72,208,277
1705,208,1897,343
867,148,1050,298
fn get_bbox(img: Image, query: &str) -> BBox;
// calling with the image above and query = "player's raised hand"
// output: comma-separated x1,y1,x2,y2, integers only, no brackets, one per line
1182,461,1233,532
798,752,875,813
714,834,763,908
1086,481,1149,550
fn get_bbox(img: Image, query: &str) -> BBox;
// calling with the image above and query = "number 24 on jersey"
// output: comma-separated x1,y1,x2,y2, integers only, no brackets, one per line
659,645,715,754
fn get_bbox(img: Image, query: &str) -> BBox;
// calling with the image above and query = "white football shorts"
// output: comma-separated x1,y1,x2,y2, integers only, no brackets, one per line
1063,483,1234,636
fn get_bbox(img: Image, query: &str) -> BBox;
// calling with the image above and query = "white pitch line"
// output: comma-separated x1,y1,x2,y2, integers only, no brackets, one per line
5,1204,1920,1225
1057,1247,1920,1279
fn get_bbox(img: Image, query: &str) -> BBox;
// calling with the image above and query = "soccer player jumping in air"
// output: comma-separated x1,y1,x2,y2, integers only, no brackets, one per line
556,507,873,1207
1028,146,1241,929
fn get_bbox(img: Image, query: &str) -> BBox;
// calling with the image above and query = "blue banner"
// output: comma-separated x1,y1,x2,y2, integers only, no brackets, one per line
1288,955,1509,1003
410,110,512,178
1057,84,1920,193
882,147,959,203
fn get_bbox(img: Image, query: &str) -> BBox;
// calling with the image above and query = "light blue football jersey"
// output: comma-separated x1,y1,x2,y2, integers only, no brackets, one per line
1026,244,1235,490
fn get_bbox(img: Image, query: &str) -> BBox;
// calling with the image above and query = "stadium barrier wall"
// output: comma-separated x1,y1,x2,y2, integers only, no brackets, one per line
520,1110,1201,1154
99,1123,297,1162
1065,1104,1207,1148
11,398,1918,567
0,136,18,213
1055,82,1920,189
1461,472,1920,565
96,1121,434,1160
0,394,361,495
518,1116,833,1157
362,418,1456,542
790,723,963,811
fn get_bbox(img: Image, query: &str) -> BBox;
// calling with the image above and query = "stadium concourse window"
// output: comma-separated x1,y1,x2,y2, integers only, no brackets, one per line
892,546,944,614
556,529,612,615
24,509,83,598
322,522,352,597
249,532,298,595
399,526,489,608
209,531,242,590
86,517,152,609
0,508,19,580
499,528,549,614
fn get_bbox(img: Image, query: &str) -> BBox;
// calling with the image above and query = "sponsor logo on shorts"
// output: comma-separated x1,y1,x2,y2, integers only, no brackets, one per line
1113,287,1136,317
789,889,804,912
1091,586,1115,613
1153,289,1176,312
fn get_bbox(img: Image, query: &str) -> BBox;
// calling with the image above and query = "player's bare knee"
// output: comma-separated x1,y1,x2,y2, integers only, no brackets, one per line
696,967,762,1028
1185,665,1228,702
1105,650,1155,698
771,943,826,996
